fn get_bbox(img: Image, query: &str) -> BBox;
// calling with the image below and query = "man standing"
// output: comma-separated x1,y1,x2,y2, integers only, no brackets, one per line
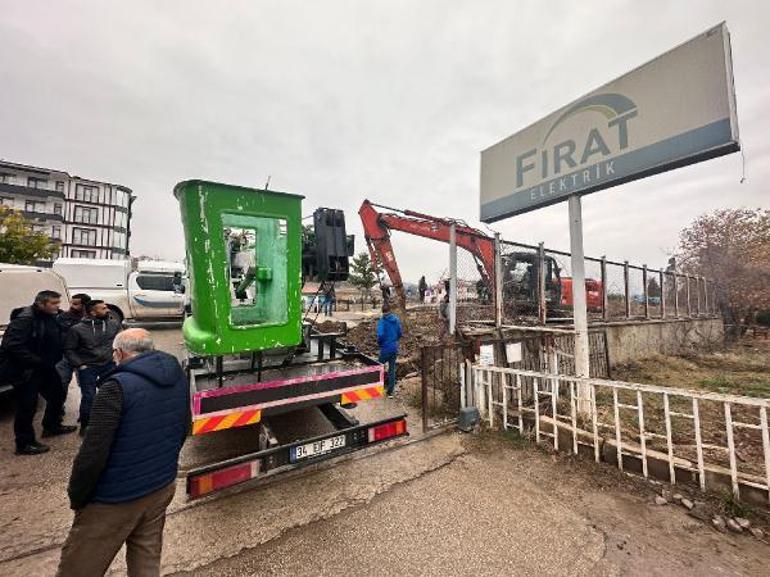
377,302,402,399
418,275,427,303
439,292,450,340
64,299,121,434
57,328,189,577
56,293,91,403
0,290,77,455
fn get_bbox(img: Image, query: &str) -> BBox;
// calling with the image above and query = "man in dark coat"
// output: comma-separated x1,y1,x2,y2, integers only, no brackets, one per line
0,290,77,455
57,328,190,577
64,299,121,433
55,293,91,403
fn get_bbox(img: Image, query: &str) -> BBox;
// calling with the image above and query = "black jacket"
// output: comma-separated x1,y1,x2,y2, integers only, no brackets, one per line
58,309,84,332
64,317,122,368
0,306,64,382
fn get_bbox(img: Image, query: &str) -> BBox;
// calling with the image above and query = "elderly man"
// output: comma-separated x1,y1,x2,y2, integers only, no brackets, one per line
57,328,190,577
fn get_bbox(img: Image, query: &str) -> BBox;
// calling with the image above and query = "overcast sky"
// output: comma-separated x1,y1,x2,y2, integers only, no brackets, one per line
1,1,768,283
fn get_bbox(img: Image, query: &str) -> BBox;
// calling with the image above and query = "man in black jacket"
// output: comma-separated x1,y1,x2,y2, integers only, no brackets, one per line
55,293,90,404
0,290,77,455
64,300,121,433
57,328,189,577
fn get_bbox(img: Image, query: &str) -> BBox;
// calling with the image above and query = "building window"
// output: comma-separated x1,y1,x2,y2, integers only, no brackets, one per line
25,200,46,213
27,177,48,189
71,249,97,259
0,196,13,207
51,225,62,240
74,205,99,224
113,230,127,249
72,227,97,246
0,173,14,184
53,202,63,216
75,184,99,203
56,181,65,192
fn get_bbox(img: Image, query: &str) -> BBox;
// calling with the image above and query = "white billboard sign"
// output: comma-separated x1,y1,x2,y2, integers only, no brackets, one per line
480,23,739,222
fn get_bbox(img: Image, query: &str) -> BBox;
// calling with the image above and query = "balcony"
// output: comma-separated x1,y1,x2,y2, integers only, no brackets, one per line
0,181,65,200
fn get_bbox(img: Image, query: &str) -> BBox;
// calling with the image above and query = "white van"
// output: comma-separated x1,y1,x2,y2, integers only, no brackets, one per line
53,258,185,322
0,264,70,394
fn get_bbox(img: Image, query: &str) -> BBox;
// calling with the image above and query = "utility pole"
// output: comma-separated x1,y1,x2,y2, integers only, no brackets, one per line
568,195,590,414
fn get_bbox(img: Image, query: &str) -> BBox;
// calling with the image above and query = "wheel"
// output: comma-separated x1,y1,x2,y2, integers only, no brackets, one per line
107,305,124,323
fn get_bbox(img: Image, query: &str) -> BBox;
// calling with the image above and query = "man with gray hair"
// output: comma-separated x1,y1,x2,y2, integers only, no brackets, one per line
57,328,190,577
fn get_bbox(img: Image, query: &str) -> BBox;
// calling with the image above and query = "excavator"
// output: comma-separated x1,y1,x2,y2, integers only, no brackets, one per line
359,200,603,316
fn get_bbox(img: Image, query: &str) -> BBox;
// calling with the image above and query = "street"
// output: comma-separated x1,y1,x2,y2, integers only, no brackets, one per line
0,329,767,577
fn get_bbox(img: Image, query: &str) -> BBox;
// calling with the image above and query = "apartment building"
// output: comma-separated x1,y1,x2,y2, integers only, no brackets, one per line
0,160,134,261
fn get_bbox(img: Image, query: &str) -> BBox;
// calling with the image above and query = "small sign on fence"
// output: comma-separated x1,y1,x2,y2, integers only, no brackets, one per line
478,344,495,366
505,342,523,363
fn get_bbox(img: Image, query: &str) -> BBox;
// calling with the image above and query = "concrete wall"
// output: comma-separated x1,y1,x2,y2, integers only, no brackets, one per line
598,317,724,367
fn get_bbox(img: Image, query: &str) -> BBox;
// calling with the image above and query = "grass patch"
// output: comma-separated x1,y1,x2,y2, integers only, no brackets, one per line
697,375,770,398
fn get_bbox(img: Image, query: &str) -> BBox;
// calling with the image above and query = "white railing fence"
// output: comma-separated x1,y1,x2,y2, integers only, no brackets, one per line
472,365,770,504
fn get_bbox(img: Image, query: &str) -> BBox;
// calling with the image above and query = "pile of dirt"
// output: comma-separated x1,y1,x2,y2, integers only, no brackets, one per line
313,320,347,334
345,307,445,376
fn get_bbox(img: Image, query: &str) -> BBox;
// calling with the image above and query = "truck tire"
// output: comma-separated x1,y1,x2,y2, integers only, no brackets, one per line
107,304,125,323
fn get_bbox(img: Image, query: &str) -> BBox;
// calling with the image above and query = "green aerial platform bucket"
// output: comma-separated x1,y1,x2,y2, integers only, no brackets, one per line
174,180,304,355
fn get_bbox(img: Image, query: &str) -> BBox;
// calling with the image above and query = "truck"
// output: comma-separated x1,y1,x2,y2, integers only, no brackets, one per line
52,258,186,322
176,180,407,499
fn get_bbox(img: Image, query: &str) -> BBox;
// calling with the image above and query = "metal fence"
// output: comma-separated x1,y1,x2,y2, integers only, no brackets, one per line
474,366,770,504
419,331,610,432
497,239,717,326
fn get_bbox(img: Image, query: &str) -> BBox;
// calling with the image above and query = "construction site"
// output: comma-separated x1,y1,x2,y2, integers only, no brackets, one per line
1,4,769,577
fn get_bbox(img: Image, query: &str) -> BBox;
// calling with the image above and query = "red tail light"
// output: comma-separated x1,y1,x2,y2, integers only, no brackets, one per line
368,419,407,443
188,460,260,499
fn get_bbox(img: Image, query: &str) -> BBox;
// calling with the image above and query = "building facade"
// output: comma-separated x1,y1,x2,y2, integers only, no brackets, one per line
0,160,134,261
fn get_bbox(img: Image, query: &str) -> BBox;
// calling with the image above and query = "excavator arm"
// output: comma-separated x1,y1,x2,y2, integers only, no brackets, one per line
359,200,496,306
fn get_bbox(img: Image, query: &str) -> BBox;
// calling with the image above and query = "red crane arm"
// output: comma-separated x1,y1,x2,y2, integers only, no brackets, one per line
358,200,496,305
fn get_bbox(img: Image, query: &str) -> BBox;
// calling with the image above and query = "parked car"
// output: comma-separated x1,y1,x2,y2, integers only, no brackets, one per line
0,264,70,395
52,258,185,322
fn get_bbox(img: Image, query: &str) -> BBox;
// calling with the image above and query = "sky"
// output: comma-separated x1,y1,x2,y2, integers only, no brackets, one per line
1,1,768,284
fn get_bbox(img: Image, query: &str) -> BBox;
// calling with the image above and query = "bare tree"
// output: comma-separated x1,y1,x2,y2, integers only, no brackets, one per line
677,208,770,333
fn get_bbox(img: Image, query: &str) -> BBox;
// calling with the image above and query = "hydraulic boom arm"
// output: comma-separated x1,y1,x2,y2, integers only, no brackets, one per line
359,200,496,306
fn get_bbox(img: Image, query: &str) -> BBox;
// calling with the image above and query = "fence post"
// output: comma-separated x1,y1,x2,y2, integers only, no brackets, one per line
421,347,429,433
703,277,710,315
449,223,457,335
538,242,547,325
696,275,702,316
623,260,631,319
494,233,503,328
601,256,609,322
673,273,679,318
642,265,649,319
660,269,666,319
686,276,692,317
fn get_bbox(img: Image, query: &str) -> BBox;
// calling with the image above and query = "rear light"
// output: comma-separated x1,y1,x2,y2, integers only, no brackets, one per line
188,459,260,499
367,419,407,443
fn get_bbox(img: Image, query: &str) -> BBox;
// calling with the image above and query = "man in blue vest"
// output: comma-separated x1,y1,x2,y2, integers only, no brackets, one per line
56,328,190,577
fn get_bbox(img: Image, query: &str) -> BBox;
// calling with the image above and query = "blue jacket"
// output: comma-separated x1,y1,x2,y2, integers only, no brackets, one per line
377,313,402,357
93,351,189,503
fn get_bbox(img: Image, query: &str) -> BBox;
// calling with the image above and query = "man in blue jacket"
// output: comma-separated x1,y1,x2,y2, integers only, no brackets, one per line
56,328,190,577
377,302,402,398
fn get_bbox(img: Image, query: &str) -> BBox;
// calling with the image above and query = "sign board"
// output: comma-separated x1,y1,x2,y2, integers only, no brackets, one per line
505,342,523,364
480,23,739,222
478,344,495,366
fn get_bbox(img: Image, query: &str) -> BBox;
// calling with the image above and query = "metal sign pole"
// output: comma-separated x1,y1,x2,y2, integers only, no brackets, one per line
449,223,457,336
568,195,590,414
494,232,503,328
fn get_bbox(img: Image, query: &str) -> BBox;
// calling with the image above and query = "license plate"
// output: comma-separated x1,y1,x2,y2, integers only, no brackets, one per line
290,435,346,462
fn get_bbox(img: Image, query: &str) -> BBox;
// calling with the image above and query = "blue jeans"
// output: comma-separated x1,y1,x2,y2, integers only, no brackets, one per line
379,351,397,395
77,362,115,427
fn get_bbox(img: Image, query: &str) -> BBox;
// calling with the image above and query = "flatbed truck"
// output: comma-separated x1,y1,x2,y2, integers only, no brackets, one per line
174,180,407,499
